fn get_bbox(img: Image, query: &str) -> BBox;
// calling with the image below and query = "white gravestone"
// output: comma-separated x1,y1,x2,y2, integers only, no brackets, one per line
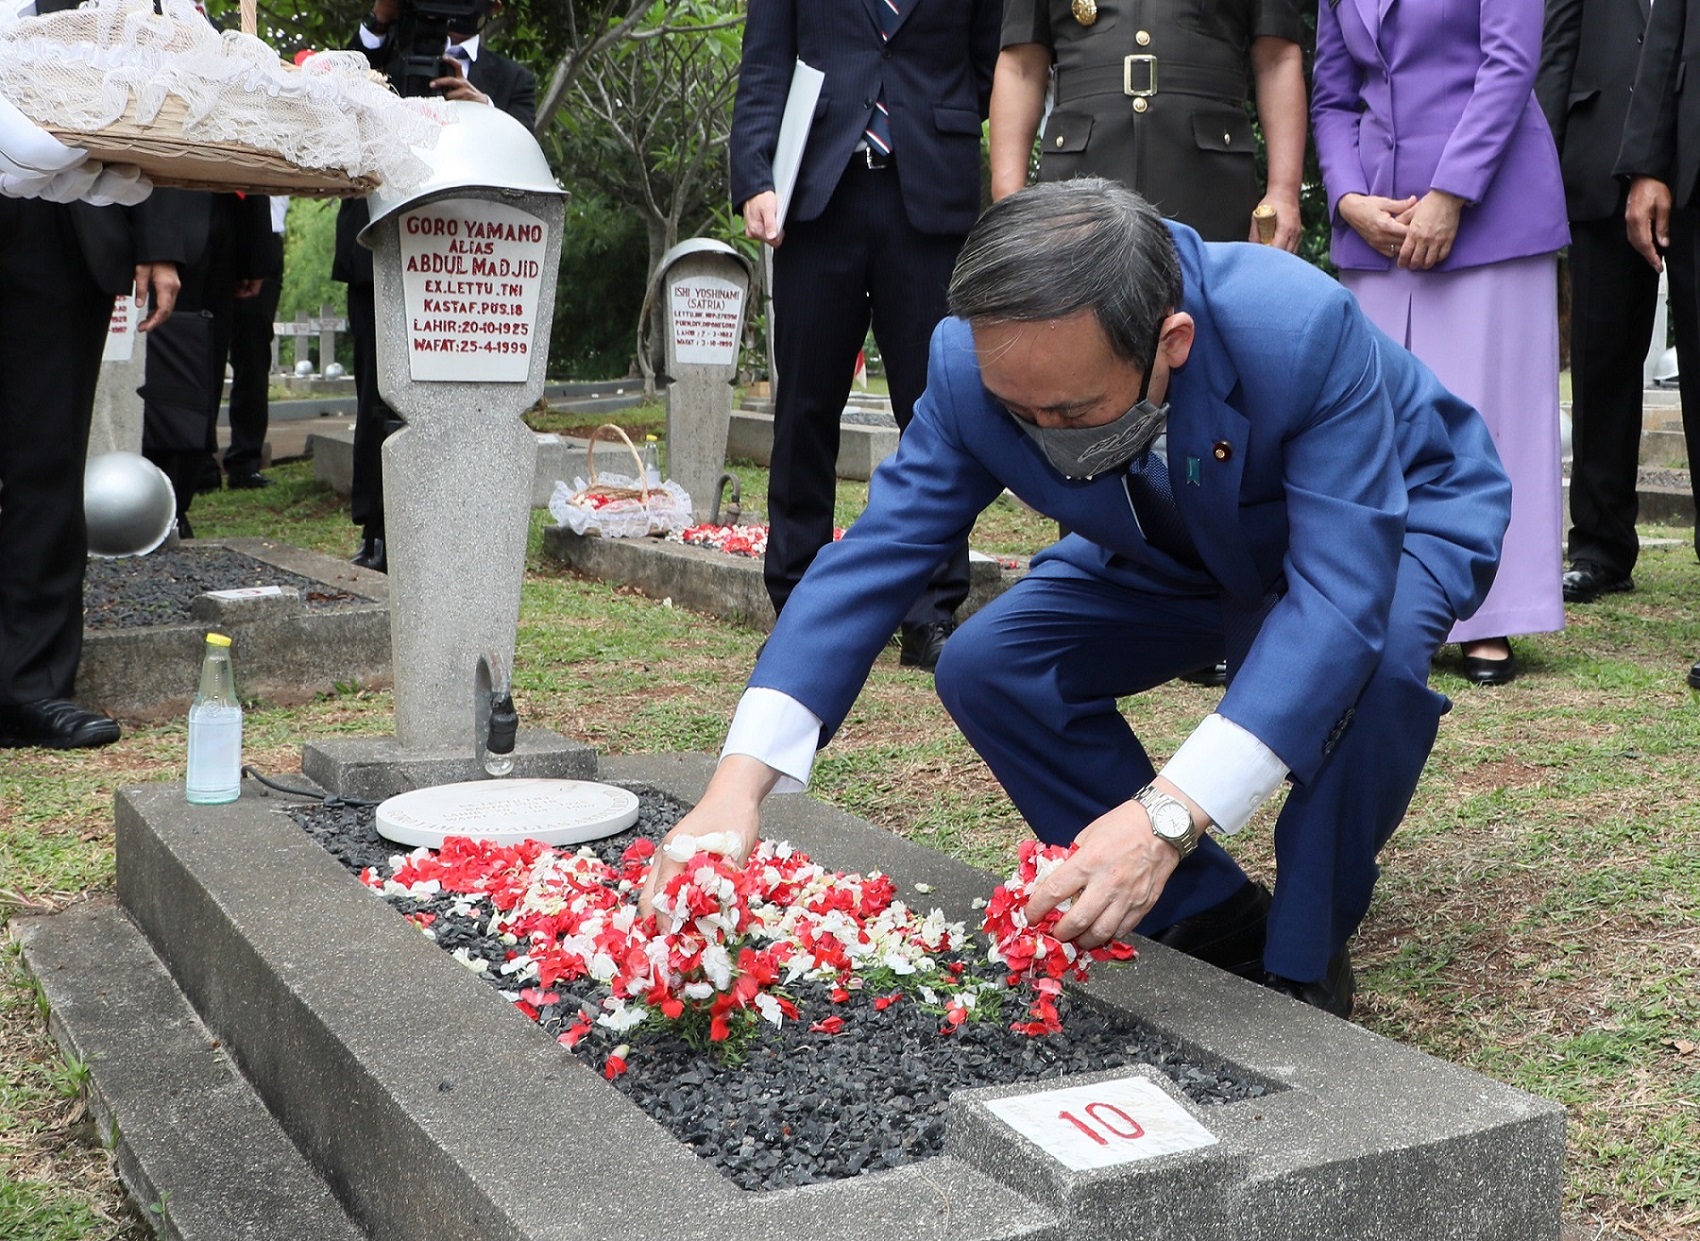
656,240,751,523
87,294,146,459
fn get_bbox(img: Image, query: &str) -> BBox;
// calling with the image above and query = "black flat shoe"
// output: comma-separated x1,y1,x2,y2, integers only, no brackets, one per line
1261,947,1355,1019
1561,561,1633,603
899,619,956,671
1179,661,1228,687
1460,645,1518,686
1688,660,1700,692
0,699,121,749
1149,880,1270,978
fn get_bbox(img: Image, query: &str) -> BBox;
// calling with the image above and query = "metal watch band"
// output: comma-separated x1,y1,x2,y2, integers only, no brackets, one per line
1136,785,1199,859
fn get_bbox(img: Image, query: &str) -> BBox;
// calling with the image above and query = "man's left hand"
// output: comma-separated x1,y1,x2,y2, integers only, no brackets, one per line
1022,799,1181,949
134,262,179,332
1248,193,1302,253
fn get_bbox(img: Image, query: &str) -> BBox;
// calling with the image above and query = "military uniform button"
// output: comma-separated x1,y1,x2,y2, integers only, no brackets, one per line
1212,440,1232,461
1056,135,1066,148
1135,29,1151,45
1132,97,1148,113
1223,132,1232,145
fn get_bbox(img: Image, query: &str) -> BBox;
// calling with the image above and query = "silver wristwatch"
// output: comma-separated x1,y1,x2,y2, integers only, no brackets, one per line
1135,785,1199,859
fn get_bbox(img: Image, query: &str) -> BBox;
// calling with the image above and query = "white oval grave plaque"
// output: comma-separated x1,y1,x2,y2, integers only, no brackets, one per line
375,779,639,849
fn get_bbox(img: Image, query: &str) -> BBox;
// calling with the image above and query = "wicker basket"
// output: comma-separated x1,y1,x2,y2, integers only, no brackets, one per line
45,95,378,199
32,0,385,198
578,424,654,504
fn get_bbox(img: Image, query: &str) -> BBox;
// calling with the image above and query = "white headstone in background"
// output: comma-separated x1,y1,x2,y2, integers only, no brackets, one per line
668,274,744,368
375,778,640,848
88,293,146,459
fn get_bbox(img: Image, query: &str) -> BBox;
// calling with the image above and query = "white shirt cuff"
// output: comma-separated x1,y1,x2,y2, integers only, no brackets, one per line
1158,713,1289,835
721,687,822,794
357,23,387,49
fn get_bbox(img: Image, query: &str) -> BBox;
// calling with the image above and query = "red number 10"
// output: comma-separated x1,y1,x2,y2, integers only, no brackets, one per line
1058,1102,1146,1145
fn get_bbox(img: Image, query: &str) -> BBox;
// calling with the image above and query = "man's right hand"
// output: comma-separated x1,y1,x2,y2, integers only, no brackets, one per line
743,191,783,247
638,754,778,916
134,262,180,333
1627,176,1673,273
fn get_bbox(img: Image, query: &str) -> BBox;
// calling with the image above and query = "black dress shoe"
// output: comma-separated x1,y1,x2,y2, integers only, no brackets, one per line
227,471,273,490
1179,661,1228,687
1561,561,1633,603
1261,947,1355,1019
1460,643,1517,686
1149,880,1270,978
1688,659,1700,692
350,537,386,572
176,513,194,540
899,619,956,671
0,699,121,750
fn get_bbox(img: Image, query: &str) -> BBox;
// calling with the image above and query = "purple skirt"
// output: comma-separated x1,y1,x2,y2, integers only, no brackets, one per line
1342,255,1565,642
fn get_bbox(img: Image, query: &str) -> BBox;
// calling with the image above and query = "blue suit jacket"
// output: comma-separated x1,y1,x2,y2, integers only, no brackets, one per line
728,0,1000,236
752,225,1512,784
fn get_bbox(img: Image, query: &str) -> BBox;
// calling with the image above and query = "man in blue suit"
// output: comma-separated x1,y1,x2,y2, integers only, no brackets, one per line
729,0,1000,669
645,181,1511,1018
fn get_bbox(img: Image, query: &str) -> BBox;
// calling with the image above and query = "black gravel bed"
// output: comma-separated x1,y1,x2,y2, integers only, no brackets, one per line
84,546,366,630
292,794,1268,1191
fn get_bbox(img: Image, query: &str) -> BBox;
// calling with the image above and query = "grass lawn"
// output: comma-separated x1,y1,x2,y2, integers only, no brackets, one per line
2,451,1698,1240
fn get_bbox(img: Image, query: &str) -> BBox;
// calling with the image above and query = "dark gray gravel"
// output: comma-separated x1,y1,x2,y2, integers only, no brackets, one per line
840,407,897,428
84,547,365,630
291,793,1268,1191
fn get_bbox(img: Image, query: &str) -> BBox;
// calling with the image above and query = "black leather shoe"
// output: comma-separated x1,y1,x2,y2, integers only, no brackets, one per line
1562,561,1633,603
899,619,956,671
0,699,121,750
1149,880,1270,978
1179,661,1228,687
176,513,194,540
351,537,386,572
227,472,273,490
1461,643,1517,686
1688,659,1700,692
1261,947,1355,1019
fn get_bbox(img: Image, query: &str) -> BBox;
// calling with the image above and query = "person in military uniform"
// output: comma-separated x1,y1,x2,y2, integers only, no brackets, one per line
989,0,1307,251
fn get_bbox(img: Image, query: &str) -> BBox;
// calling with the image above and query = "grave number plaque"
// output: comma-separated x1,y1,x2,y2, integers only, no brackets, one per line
398,200,547,383
984,1075,1218,1171
103,294,137,363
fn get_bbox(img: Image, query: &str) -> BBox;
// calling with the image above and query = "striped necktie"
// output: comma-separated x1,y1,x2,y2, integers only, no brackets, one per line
1124,448,1202,567
864,0,901,155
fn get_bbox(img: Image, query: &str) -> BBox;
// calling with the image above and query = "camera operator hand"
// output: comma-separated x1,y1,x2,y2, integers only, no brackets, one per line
431,55,492,106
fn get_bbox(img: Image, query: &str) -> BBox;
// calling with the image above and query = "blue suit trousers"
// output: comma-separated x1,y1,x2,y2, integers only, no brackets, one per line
933,546,1456,982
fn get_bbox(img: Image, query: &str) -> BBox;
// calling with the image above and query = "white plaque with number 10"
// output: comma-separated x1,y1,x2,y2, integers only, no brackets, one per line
983,1075,1218,1171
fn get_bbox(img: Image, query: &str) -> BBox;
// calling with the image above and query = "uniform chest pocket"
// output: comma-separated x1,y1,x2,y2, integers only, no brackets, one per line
1191,106,1255,156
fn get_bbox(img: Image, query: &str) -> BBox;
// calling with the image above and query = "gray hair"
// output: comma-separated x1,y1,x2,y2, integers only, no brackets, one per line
948,178,1184,366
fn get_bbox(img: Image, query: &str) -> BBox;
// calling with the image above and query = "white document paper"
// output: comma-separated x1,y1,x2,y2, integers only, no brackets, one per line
772,58,825,231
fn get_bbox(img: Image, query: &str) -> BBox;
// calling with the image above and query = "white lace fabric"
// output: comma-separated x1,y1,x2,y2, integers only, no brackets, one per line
0,0,442,190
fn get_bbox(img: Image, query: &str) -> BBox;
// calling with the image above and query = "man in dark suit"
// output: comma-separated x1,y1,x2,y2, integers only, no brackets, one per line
222,196,288,490
0,17,182,747
729,0,1000,671
1615,0,1700,687
335,0,537,572
1539,0,1688,604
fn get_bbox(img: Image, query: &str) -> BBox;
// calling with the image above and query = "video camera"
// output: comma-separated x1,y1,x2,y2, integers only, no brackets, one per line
385,0,492,99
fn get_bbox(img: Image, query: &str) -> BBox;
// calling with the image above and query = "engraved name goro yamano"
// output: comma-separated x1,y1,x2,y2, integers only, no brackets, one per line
399,201,548,382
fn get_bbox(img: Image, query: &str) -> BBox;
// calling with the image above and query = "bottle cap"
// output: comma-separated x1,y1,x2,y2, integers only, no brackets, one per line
645,434,658,443
206,632,233,647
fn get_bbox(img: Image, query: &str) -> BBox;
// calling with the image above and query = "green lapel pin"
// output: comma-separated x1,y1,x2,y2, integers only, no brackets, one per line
1185,457,1202,485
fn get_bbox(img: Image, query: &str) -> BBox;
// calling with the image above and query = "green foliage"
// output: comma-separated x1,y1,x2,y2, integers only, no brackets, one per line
277,199,346,325
548,191,650,378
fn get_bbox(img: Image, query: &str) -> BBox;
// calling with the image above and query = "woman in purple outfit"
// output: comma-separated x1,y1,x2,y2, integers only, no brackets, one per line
1312,0,1570,685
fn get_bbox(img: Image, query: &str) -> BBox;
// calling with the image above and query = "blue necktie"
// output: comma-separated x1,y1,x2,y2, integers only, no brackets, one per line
865,0,901,155
1124,448,1201,567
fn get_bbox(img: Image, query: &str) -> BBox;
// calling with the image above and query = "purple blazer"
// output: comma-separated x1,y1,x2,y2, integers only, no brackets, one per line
1312,0,1569,272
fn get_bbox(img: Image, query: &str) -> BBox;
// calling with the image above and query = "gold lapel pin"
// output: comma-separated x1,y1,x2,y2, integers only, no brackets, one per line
1072,0,1098,26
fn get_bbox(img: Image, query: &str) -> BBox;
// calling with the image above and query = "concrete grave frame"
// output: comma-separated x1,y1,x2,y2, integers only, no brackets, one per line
17,752,1564,1241
73,537,391,719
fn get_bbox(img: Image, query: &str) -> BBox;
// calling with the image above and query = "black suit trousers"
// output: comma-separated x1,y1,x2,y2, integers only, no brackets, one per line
347,281,397,540
766,162,971,625
1663,206,1700,560
0,199,116,704
1566,209,1661,574
224,273,281,477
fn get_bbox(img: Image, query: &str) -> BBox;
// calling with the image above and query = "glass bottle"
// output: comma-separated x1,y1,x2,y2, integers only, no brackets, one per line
186,632,243,805
642,434,661,486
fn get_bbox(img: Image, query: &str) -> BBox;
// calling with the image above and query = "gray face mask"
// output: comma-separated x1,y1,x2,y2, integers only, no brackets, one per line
1009,395,1169,479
